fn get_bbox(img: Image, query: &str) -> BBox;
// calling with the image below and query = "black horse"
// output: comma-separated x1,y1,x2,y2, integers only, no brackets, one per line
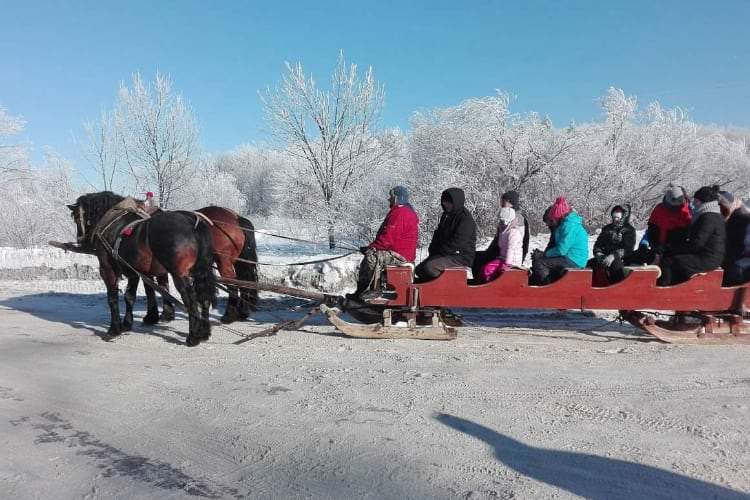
67,191,216,346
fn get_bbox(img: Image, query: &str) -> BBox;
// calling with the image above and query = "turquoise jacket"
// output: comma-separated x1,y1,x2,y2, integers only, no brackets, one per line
545,211,588,267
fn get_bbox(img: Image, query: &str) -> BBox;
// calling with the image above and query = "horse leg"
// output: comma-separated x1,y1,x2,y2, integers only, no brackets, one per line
100,262,122,338
122,272,139,332
157,274,175,322
217,256,241,324
234,217,258,319
200,296,212,342
235,260,258,317
142,280,160,325
172,275,201,347
236,225,259,315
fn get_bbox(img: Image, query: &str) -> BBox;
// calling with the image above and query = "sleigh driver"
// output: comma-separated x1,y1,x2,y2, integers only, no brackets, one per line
350,186,419,300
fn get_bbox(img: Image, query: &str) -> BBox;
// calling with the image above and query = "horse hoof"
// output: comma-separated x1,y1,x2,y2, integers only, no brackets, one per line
160,311,175,323
220,314,237,324
186,336,201,347
122,322,132,332
142,314,159,326
105,329,122,340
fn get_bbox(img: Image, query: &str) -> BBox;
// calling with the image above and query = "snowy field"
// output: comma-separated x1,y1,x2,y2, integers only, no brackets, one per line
1,235,750,499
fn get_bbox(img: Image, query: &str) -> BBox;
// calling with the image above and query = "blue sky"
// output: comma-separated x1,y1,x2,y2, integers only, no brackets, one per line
1,0,749,172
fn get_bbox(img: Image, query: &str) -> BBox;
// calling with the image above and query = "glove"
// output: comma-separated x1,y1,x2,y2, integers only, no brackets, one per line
531,249,544,261
594,252,605,264
602,254,615,268
615,248,625,259
359,246,370,254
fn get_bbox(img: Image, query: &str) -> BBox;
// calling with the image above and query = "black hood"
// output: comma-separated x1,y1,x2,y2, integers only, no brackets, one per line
611,204,631,225
442,187,466,212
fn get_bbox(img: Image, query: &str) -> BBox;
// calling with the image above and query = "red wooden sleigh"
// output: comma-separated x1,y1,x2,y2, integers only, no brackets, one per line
321,266,750,344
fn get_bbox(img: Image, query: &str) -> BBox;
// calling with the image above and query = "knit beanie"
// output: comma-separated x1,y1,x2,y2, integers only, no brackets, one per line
663,183,685,207
549,197,572,222
389,186,410,205
499,207,516,225
693,185,720,203
501,190,520,208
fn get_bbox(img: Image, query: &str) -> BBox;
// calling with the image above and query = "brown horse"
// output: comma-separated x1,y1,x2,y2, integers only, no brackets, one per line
150,206,259,324
68,192,216,346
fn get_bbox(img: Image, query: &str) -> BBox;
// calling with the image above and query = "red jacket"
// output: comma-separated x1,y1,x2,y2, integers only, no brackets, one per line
369,204,419,262
648,202,692,244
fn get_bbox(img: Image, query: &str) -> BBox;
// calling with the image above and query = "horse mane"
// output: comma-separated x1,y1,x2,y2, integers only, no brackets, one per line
75,191,126,225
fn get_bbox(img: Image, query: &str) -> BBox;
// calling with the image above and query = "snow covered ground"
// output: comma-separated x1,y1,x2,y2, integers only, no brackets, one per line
1,233,750,499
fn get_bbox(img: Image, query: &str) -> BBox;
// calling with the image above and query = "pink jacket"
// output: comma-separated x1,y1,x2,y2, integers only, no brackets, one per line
495,216,525,267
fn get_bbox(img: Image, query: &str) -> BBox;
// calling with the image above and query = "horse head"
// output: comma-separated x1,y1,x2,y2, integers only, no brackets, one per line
68,191,125,248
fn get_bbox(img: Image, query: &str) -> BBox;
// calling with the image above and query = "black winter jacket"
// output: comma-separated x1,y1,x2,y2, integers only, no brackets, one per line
428,188,477,266
724,210,750,268
670,211,726,270
593,205,636,259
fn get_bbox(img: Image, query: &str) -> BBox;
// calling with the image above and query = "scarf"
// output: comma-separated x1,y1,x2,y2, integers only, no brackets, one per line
691,200,721,223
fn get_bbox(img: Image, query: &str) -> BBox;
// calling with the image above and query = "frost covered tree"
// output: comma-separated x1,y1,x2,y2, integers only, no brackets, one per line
79,108,124,191
408,92,577,238
557,88,702,227
0,105,29,176
0,149,78,247
169,158,246,213
115,72,199,208
261,52,390,248
213,145,284,216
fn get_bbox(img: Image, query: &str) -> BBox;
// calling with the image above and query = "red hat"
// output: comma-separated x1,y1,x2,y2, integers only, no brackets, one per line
146,192,154,198
549,197,571,221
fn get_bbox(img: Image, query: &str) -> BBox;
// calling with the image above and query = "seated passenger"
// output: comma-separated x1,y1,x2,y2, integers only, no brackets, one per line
626,183,691,266
353,186,418,299
472,190,530,278
658,185,725,286
719,191,750,285
530,197,588,285
479,206,524,282
727,224,750,286
587,204,636,283
415,187,476,282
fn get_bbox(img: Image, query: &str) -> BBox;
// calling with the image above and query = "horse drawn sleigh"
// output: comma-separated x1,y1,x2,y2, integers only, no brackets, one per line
52,191,750,346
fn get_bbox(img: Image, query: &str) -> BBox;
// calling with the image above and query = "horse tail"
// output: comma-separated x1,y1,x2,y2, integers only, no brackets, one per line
191,219,217,308
237,215,259,307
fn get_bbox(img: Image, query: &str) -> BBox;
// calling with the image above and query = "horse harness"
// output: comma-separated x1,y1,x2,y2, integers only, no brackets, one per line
93,201,213,259
90,201,214,311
